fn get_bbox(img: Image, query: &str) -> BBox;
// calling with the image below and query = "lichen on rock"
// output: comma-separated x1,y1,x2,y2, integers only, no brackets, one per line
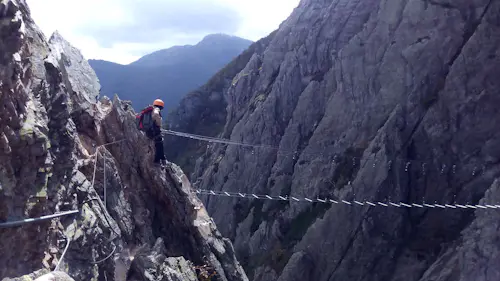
0,1,248,281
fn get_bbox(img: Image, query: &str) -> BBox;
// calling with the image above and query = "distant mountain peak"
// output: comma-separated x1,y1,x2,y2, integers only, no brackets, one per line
201,33,240,41
49,30,72,47
127,34,253,68
88,32,253,112
198,33,251,46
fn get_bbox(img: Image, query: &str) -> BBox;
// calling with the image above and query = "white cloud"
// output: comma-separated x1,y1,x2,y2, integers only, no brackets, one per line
26,0,300,64
221,0,300,40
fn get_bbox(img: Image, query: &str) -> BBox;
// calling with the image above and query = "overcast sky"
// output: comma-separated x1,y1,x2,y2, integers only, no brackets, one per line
26,0,300,64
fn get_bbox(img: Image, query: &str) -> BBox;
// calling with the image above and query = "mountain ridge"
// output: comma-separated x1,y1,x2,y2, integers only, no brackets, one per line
131,33,251,67
89,34,253,112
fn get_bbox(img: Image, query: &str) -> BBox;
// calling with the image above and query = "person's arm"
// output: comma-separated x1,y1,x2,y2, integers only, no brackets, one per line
152,107,162,127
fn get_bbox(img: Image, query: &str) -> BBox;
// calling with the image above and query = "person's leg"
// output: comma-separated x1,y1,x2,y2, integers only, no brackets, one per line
154,139,161,163
154,135,166,163
159,138,166,161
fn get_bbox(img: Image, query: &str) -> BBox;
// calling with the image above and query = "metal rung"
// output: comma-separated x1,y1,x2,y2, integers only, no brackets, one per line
0,210,79,228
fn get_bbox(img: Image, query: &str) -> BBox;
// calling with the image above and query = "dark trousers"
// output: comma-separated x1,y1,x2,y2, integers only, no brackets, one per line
154,134,166,163
148,127,166,163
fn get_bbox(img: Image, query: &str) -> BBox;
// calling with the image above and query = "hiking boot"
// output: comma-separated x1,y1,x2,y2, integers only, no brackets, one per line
154,159,168,169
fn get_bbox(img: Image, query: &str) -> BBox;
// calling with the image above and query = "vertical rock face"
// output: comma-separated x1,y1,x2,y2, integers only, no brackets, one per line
168,0,500,280
165,32,276,175
47,31,101,135
0,1,247,281
47,31,100,103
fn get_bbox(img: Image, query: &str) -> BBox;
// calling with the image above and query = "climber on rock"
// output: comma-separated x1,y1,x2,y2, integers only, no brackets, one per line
136,99,167,166
151,99,167,165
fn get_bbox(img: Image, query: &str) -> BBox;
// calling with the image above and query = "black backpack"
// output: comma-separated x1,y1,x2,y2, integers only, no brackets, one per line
136,105,155,132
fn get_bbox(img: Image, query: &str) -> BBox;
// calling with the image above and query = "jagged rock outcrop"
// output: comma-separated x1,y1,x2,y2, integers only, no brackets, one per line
47,30,101,135
126,238,199,281
4,270,75,281
0,1,247,281
167,0,500,280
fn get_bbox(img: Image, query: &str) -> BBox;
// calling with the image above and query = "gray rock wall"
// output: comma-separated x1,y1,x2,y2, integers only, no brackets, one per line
170,0,500,280
165,31,277,175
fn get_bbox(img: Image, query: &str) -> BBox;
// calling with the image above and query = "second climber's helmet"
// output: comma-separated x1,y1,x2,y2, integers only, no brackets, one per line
153,99,164,108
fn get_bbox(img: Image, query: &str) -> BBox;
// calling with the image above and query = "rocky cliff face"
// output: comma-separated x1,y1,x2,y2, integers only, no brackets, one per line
165,32,276,175
168,0,500,280
0,1,247,281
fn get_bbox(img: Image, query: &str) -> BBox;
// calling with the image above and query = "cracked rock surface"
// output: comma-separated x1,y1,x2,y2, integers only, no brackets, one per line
167,0,500,280
0,1,247,281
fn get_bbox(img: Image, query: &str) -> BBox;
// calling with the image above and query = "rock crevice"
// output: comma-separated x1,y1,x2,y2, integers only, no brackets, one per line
166,0,500,280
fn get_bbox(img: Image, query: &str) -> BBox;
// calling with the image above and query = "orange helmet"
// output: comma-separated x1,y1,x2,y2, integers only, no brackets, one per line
153,99,164,108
